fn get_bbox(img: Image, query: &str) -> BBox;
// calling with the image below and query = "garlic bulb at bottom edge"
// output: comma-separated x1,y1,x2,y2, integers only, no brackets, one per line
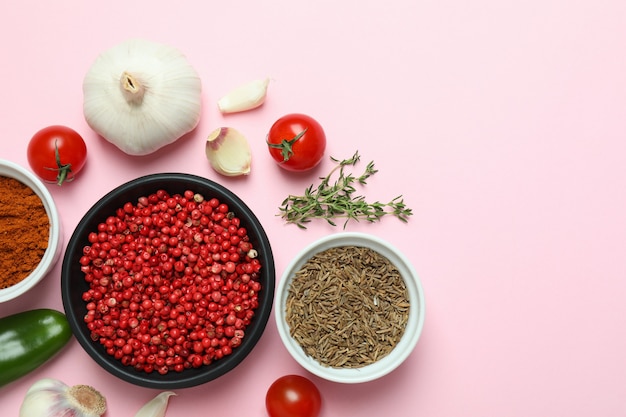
83,38,202,156
19,378,106,417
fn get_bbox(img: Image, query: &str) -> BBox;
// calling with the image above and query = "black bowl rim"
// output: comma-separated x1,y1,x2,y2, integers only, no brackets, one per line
61,173,275,389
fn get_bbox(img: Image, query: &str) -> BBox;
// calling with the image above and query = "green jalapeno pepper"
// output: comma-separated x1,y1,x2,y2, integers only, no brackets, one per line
0,308,72,387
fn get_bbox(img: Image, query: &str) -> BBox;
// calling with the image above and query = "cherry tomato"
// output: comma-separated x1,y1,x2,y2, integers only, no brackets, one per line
27,125,87,186
266,113,326,172
266,375,322,417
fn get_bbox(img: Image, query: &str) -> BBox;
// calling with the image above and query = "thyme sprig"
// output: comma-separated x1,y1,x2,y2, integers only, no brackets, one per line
278,151,413,229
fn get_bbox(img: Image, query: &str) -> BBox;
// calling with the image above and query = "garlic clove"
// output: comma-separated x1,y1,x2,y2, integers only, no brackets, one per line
217,78,270,114
134,391,176,417
19,378,107,417
206,127,252,176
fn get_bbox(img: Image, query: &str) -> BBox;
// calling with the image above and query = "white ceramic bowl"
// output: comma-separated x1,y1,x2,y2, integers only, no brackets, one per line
0,159,62,302
275,232,425,383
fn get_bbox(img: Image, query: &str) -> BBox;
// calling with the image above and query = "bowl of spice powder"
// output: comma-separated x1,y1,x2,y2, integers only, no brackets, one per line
0,159,62,302
275,232,425,383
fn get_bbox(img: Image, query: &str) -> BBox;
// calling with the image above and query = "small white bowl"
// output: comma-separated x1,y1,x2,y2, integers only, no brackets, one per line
275,232,425,383
0,159,62,302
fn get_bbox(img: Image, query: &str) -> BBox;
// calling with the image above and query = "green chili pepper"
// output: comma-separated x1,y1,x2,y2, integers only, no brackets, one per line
0,309,72,387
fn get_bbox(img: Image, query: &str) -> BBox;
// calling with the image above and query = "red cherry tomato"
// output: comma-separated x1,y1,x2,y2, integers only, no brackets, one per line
266,113,326,172
27,125,87,186
266,375,322,417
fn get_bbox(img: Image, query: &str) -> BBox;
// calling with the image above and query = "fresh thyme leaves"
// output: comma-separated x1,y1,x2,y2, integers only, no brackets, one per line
278,151,413,229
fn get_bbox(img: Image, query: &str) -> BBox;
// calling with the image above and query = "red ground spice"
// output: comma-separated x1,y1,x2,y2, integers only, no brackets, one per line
0,176,50,289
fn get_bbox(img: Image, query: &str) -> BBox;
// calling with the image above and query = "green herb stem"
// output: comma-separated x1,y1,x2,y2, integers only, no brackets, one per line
278,151,413,229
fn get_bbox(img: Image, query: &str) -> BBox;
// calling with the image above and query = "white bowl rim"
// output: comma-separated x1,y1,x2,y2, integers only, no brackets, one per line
0,159,62,302
275,231,425,383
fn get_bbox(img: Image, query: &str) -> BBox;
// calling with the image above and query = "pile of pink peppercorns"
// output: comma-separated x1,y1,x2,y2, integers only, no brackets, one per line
79,189,262,375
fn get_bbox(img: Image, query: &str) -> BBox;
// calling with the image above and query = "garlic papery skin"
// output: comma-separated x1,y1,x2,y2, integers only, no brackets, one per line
134,391,176,417
218,78,270,114
19,378,106,417
83,38,202,156
206,127,252,176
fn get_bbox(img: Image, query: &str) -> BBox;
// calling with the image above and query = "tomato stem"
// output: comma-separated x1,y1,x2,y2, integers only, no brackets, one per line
50,140,74,186
266,128,308,162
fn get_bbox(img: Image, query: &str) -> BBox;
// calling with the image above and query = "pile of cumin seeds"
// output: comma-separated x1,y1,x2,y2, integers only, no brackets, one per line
285,245,410,368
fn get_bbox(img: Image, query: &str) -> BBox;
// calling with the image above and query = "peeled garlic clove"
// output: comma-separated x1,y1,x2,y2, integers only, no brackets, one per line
134,391,176,417
218,78,270,114
206,127,252,176
19,378,106,417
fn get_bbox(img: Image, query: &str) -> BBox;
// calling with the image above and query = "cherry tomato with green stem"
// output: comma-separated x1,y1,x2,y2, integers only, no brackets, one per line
266,113,326,172
27,125,87,186
266,374,322,417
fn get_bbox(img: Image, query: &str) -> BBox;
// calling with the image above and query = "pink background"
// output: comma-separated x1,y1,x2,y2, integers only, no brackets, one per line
1,1,625,415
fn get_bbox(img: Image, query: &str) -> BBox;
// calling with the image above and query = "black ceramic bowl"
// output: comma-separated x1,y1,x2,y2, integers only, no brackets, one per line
61,173,275,389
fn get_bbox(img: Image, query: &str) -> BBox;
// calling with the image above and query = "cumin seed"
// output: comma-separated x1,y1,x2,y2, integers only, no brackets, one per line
285,246,409,368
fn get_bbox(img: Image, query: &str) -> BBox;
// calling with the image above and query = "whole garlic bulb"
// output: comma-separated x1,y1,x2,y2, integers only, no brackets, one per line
83,38,202,156
19,378,106,417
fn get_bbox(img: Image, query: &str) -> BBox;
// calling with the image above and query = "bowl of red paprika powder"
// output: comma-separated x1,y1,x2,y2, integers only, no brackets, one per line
0,159,63,303
61,173,275,389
